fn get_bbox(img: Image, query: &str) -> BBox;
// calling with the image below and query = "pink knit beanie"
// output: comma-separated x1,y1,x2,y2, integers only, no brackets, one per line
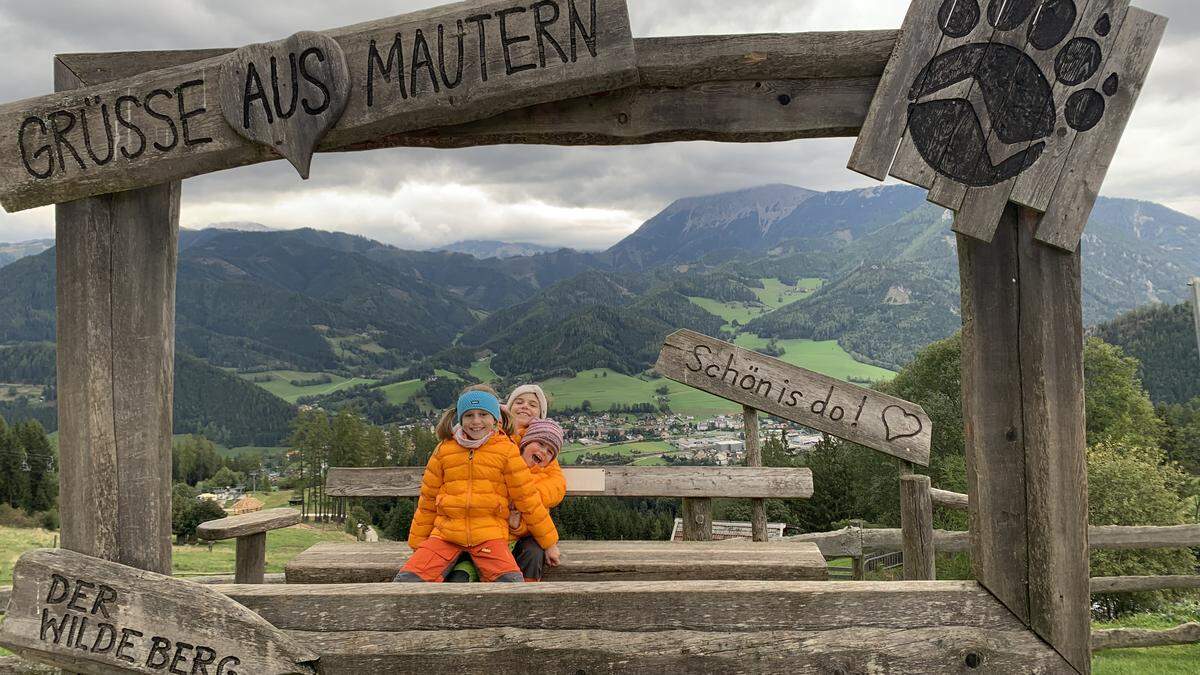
520,418,564,458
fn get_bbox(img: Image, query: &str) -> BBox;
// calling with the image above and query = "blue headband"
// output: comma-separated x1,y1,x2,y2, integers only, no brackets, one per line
456,391,501,425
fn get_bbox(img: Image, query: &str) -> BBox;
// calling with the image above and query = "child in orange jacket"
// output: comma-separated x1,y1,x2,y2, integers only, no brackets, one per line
507,417,566,581
394,386,560,583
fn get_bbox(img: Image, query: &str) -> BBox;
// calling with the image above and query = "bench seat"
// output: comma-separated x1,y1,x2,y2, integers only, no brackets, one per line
285,540,828,583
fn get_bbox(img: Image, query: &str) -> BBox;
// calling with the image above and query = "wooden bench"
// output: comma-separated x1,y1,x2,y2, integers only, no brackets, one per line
286,539,827,582
312,465,822,582
197,507,301,583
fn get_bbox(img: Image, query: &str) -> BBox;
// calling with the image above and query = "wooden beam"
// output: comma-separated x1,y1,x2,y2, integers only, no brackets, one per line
1090,575,1200,593
743,406,767,542
1191,277,1200,364
930,487,968,510
1091,623,1200,651
681,498,714,541
959,205,1091,673
196,508,301,540
326,466,813,499
1086,524,1200,550
900,474,935,580
53,60,177,575
285,541,828,583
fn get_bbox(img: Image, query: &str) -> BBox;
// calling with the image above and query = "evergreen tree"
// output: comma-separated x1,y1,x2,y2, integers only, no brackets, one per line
17,420,56,512
0,417,30,508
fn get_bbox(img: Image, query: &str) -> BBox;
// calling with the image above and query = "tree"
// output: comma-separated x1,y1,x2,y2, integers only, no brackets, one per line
1083,338,1163,447
172,435,223,486
1158,396,1200,474
16,420,56,512
0,417,29,509
203,466,243,490
1087,441,1196,618
171,484,227,543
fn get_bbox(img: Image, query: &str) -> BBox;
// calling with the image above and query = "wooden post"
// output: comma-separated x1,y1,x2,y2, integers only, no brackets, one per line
900,474,935,581
54,60,178,574
1190,277,1200,366
237,533,268,584
743,406,767,542
682,498,713,541
959,204,1090,673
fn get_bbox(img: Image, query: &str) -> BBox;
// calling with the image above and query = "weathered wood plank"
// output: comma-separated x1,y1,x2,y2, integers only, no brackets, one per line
196,508,301,540
958,205,1031,625
282,626,1073,674
681,498,714,541
326,465,813,498
1090,575,1200,593
2,0,639,212
54,63,177,576
284,541,828,583
847,0,943,180
930,487,968,510
1192,278,1200,361
654,330,931,465
235,533,268,585
900,474,935,580
1017,206,1091,673
1086,523,1200,550
0,549,316,674
1036,8,1168,251
217,579,1068,636
743,406,767,543
1091,622,1200,651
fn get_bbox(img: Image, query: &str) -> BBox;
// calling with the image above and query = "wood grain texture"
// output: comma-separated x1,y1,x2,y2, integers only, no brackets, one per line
1090,575,1200,593
930,487,968,510
196,508,301,540
742,406,767,543
655,329,931,465
0,549,317,674
284,540,828,584
1086,523,1200,550
326,465,813,498
847,0,944,180
217,32,351,178
1192,278,1200,362
54,62,177,576
235,533,268,585
682,498,714,541
1091,623,1200,651
957,205,1030,626
900,474,935,581
1016,207,1091,674
2,0,639,212
1036,8,1168,251
281,626,1073,674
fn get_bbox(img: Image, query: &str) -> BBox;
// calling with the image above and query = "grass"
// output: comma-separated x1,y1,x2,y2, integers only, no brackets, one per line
732,334,896,382
687,296,768,325
0,383,43,402
239,370,377,403
751,277,823,309
377,378,423,404
172,522,356,577
469,356,499,383
542,368,738,417
559,440,675,465
0,525,58,583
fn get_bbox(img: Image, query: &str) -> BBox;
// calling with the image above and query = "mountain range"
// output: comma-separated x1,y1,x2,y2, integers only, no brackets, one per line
0,184,1197,428
434,240,561,258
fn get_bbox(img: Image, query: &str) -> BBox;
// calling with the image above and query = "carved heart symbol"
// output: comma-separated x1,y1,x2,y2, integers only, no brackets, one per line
218,31,351,179
882,405,923,442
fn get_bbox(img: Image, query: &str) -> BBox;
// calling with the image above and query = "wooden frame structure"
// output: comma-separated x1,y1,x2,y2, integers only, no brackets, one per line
0,0,1173,672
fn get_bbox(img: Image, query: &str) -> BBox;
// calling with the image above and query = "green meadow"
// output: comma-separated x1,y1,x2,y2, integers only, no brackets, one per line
732,334,896,383
542,368,738,417
377,378,423,404
240,370,377,403
559,440,676,465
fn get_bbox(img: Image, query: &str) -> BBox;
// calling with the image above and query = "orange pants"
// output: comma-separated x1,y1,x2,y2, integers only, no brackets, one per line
395,537,524,583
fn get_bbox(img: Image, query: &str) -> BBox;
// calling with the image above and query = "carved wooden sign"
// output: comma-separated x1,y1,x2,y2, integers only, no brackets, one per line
0,0,637,212
0,548,318,674
848,0,1166,251
218,32,351,179
654,330,931,466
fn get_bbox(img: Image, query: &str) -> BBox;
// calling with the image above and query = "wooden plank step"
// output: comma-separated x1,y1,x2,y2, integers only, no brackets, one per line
284,540,828,583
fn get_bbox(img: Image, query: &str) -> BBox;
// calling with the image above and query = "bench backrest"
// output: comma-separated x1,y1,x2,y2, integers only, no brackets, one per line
326,466,813,499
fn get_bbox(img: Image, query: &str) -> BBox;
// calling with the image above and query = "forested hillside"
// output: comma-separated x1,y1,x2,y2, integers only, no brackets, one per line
1094,301,1200,405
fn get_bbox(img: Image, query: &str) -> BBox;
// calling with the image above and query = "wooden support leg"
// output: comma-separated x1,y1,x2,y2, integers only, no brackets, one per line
959,204,1090,673
900,474,935,581
682,498,713,541
742,406,767,542
236,533,268,584
54,57,179,575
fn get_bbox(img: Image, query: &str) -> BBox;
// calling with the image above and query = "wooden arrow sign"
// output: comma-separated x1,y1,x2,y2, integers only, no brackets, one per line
654,330,931,466
0,548,318,674
0,0,637,212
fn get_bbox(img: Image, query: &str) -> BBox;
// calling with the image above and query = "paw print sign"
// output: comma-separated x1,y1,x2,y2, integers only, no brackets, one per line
849,0,1166,251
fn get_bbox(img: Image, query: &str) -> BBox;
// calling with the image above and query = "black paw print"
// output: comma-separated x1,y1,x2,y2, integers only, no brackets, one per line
907,0,1120,187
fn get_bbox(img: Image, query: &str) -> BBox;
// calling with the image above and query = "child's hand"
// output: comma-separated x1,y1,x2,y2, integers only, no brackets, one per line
507,509,522,530
544,544,561,567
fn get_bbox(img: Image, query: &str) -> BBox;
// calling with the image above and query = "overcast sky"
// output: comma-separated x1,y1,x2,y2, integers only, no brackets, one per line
0,0,1195,249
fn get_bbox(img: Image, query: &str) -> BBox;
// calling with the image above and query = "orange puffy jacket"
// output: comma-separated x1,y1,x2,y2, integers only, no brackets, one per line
408,433,559,550
509,459,566,540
